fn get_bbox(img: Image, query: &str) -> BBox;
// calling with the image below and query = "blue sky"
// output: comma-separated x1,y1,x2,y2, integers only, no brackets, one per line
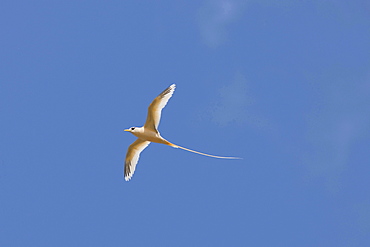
1,0,370,246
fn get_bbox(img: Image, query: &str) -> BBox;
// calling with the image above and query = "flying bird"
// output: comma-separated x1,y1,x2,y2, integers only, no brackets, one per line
124,84,240,181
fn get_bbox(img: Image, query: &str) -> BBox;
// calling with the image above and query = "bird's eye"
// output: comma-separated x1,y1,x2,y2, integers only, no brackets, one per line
131,127,135,130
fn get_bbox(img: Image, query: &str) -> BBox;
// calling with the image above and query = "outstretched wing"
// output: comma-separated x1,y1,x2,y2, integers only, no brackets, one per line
124,138,151,181
144,84,176,132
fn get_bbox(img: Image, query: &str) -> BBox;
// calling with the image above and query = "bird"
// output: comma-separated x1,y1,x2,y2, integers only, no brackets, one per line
123,84,241,181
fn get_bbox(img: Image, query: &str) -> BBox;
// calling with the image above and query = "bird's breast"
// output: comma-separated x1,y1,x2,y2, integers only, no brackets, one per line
133,129,168,144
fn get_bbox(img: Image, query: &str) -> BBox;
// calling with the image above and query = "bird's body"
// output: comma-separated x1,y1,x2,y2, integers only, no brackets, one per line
123,84,240,181
127,127,173,146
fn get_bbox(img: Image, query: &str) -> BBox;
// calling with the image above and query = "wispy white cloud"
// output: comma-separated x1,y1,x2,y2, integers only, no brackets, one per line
209,73,268,128
196,0,367,48
197,0,247,48
304,77,370,192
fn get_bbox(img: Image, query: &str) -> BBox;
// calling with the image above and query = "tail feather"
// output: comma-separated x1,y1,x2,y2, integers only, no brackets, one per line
169,143,242,159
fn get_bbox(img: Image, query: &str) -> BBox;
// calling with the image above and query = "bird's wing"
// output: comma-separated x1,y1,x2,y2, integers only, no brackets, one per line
144,84,176,132
124,138,151,181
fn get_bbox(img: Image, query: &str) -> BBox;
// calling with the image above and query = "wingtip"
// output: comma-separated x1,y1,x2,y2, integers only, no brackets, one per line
124,173,132,181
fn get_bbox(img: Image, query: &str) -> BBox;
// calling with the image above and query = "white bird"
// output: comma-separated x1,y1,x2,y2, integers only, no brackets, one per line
123,84,240,181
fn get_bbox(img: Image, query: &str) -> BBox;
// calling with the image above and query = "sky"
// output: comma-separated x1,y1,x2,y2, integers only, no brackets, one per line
1,0,370,246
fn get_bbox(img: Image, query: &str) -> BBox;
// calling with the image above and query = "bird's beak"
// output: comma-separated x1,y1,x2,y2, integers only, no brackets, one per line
124,129,130,132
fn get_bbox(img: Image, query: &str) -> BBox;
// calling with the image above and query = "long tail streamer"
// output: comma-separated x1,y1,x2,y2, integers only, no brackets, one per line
170,143,242,159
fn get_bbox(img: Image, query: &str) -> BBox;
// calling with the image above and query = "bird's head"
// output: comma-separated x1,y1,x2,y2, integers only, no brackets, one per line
124,127,138,133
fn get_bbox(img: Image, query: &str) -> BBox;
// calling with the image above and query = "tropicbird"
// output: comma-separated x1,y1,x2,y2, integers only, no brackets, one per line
124,84,240,181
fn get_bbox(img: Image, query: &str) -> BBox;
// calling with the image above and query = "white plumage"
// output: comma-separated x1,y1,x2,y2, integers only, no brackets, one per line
124,84,240,181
